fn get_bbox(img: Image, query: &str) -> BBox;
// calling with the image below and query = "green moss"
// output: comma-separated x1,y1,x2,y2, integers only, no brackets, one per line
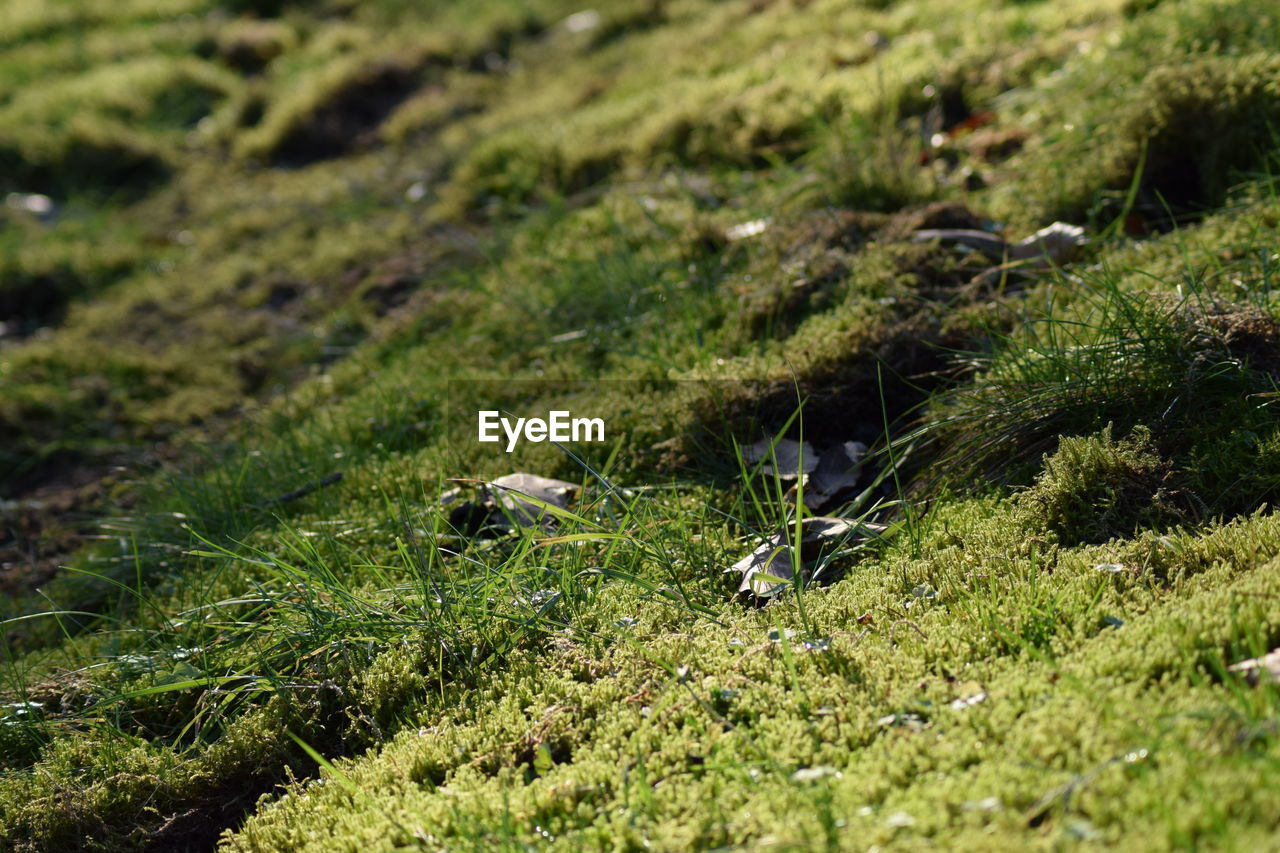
211,18,298,73
1015,424,1186,546
235,42,438,164
3,0,1280,849
921,252,1280,497
1126,53,1280,211
0,55,240,196
216,506,1280,851
990,10,1280,225
0,0,208,46
0,118,171,198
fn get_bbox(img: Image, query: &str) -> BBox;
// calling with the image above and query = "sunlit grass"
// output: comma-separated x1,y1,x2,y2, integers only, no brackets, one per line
3,0,1280,848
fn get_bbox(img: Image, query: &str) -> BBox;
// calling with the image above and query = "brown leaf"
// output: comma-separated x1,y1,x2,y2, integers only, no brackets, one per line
801,441,867,510
1009,222,1086,265
443,473,578,536
743,437,816,479
910,228,1008,262
729,516,886,599
1228,648,1280,685
485,473,578,528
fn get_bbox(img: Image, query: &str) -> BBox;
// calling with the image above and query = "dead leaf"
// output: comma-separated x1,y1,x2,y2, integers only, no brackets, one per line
742,436,816,479
1009,222,1086,265
800,441,867,510
949,688,988,710
910,228,1007,261
444,472,578,536
729,536,797,598
792,766,842,782
484,473,577,529
912,221,1086,270
728,516,886,599
565,9,601,32
1228,648,1280,685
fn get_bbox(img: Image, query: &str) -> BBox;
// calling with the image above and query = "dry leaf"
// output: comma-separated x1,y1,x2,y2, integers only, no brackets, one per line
801,441,868,510
444,472,578,535
912,221,1086,269
949,685,988,710
725,218,771,241
1009,222,1086,265
729,538,797,598
910,228,1007,261
742,436,816,479
485,472,577,528
1228,648,1280,685
729,516,886,599
559,9,601,33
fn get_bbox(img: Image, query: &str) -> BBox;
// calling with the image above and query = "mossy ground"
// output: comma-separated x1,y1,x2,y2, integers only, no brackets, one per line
3,0,1280,849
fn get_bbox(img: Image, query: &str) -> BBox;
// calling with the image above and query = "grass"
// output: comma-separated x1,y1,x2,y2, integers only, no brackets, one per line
2,0,1280,849
917,253,1280,503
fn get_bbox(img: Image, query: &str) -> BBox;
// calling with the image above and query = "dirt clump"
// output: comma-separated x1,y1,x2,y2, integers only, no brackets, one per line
270,60,428,165
0,461,130,600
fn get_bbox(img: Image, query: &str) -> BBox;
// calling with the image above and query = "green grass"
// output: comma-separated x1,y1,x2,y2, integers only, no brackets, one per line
3,0,1280,849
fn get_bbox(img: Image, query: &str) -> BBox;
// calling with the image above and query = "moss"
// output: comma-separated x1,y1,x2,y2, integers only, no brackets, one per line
1125,53,1280,212
0,702,321,852
921,264,1280,498
998,43,1280,225
1015,425,1187,546
0,55,242,196
4,0,1280,849
237,44,438,165
0,119,171,198
211,18,298,73
218,507,1280,851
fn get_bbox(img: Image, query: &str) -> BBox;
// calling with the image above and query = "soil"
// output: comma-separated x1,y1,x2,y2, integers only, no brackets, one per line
0,460,131,599
271,61,427,165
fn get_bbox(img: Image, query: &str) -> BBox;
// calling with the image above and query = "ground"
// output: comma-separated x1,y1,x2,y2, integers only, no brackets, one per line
2,0,1280,850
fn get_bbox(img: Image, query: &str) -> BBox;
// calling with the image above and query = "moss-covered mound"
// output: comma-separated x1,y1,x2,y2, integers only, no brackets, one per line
2,0,1280,850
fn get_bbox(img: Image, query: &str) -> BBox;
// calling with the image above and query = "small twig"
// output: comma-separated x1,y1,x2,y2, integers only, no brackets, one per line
830,628,873,646
889,619,928,641
255,472,343,508
1025,753,1127,827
